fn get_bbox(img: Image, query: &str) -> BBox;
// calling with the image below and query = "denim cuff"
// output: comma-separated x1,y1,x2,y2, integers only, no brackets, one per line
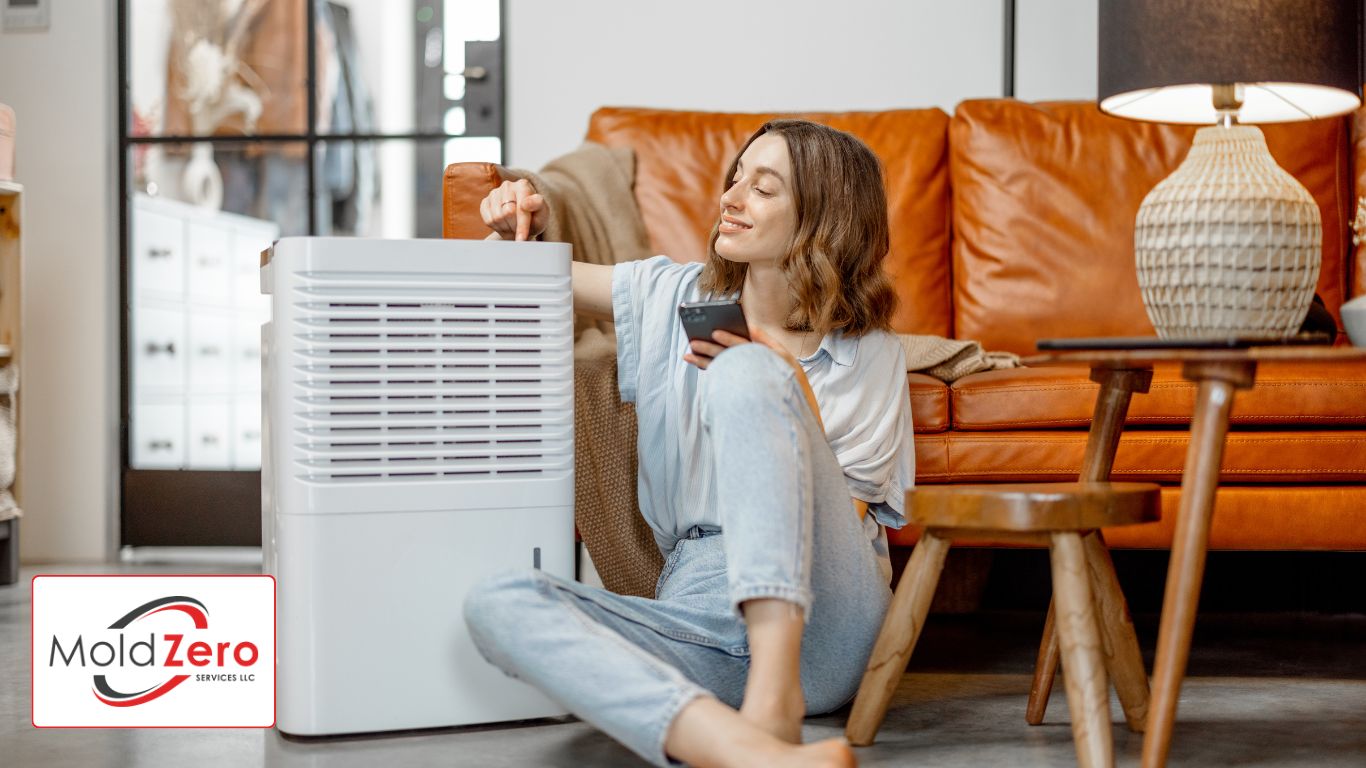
729,583,813,623
654,687,713,767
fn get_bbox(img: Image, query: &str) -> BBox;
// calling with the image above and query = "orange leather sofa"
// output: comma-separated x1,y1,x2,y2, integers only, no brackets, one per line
442,101,1366,553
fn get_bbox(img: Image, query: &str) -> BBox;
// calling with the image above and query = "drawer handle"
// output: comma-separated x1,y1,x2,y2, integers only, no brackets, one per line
148,247,172,259
198,345,222,357
145,342,177,356
201,435,220,446
243,430,261,440
148,440,175,451
197,256,221,267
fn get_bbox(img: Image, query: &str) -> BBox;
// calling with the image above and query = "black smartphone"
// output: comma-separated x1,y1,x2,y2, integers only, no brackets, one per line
678,300,750,342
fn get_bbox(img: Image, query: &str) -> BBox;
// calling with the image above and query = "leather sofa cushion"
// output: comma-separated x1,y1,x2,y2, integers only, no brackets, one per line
950,100,1353,355
950,362,1366,430
586,107,954,335
889,484,1366,550
907,373,949,434
442,161,501,239
912,429,1366,485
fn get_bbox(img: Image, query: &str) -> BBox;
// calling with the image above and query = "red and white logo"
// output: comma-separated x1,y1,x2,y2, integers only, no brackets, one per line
32,575,274,727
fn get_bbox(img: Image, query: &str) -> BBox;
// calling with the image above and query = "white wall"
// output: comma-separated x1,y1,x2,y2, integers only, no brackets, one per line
0,5,118,561
1015,0,1098,102
506,0,1005,170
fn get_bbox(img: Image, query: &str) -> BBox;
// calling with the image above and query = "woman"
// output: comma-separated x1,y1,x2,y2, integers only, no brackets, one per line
465,120,914,768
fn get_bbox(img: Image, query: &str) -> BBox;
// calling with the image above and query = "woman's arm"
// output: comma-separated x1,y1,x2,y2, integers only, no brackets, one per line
570,261,613,321
480,179,614,321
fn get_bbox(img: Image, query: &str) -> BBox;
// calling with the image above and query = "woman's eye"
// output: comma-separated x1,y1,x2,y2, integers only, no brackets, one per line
755,188,772,196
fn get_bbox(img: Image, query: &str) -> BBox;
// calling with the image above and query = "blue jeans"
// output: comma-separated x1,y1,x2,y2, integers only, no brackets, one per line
464,344,893,766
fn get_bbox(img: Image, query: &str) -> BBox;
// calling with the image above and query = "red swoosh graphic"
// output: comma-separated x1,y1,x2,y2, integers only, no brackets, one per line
140,604,208,629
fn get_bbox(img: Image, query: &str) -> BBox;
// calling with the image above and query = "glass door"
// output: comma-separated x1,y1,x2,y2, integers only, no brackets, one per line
119,0,504,547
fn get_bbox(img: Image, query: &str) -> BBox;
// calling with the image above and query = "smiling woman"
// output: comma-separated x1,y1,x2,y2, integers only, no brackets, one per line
470,119,915,768
705,120,897,345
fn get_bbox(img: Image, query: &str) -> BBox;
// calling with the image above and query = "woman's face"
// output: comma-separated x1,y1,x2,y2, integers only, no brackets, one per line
714,133,798,265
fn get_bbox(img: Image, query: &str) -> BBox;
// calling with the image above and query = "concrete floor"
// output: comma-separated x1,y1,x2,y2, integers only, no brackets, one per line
4,560,1365,767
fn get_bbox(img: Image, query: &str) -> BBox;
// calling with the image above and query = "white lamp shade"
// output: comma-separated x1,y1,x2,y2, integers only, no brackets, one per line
1100,82,1362,125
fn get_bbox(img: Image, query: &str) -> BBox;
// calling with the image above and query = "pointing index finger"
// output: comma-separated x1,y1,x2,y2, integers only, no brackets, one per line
515,195,531,241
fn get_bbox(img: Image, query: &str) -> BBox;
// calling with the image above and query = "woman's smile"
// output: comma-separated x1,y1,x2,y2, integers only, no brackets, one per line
718,214,752,234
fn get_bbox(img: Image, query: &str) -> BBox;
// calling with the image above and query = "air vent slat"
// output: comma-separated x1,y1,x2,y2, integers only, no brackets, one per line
296,455,571,473
289,268,572,486
297,440,564,459
295,349,571,366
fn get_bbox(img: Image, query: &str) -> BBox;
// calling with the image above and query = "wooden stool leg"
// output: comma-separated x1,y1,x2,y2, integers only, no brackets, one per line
1083,531,1148,732
1026,599,1061,725
1030,367,1151,728
1050,531,1113,768
846,531,951,746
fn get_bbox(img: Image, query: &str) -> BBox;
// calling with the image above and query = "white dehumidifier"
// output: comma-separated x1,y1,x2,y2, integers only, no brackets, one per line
262,237,574,735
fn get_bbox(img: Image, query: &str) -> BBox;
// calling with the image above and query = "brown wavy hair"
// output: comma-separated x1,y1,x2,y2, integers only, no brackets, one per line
699,119,897,337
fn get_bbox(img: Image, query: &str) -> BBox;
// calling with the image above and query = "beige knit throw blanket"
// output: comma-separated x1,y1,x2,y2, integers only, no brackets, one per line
898,334,1021,382
503,142,1019,597
499,143,662,597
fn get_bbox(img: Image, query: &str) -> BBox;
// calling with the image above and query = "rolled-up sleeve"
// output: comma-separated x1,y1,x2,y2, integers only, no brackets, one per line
610,255,702,404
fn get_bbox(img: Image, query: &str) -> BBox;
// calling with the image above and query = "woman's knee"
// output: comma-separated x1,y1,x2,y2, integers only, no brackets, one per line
704,343,795,408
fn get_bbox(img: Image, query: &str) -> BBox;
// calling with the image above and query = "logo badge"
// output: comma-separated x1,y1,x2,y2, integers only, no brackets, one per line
33,575,275,727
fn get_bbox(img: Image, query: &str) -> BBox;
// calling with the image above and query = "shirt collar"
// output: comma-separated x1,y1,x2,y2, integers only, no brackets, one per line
802,328,855,367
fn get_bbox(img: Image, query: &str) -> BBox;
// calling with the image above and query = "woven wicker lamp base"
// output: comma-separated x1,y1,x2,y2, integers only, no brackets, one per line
1134,125,1321,338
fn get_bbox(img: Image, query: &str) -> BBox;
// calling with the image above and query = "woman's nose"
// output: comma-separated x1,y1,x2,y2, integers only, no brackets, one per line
720,186,742,211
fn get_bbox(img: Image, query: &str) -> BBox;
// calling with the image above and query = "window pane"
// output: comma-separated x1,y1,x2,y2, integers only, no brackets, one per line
127,142,307,471
443,136,501,167
129,0,307,138
314,138,473,239
317,0,501,136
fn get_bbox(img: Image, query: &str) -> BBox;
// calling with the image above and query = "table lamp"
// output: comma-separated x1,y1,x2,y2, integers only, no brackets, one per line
1099,0,1362,338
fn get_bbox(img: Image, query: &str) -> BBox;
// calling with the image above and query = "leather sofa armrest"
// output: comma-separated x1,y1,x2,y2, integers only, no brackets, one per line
442,162,502,239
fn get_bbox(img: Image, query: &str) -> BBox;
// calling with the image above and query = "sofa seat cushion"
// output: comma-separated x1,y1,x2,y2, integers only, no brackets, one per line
949,100,1352,356
950,363,1366,430
586,107,954,335
889,484,1366,550
907,373,949,434
912,429,1366,485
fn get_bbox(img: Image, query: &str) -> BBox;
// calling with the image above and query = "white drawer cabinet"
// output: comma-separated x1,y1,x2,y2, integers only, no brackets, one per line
187,399,233,468
131,207,186,300
233,313,263,394
232,394,262,469
187,311,232,395
187,221,234,307
132,304,186,393
131,194,277,470
133,400,186,469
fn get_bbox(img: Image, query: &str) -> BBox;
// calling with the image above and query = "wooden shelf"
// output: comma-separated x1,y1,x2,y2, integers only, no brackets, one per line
0,180,21,196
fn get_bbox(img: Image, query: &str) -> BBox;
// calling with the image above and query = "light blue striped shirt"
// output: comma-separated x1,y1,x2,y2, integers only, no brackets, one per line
613,256,915,554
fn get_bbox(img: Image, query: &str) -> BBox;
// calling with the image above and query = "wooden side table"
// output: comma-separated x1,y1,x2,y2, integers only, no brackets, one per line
1024,345,1366,768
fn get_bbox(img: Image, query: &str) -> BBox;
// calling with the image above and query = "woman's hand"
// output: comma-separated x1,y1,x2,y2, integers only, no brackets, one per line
480,179,549,241
682,327,796,372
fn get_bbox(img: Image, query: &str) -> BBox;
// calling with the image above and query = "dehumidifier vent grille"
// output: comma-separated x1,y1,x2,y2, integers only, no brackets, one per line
289,271,573,483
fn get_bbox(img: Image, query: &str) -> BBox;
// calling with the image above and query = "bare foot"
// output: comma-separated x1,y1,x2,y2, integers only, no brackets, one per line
770,738,857,768
666,697,854,768
740,690,806,744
